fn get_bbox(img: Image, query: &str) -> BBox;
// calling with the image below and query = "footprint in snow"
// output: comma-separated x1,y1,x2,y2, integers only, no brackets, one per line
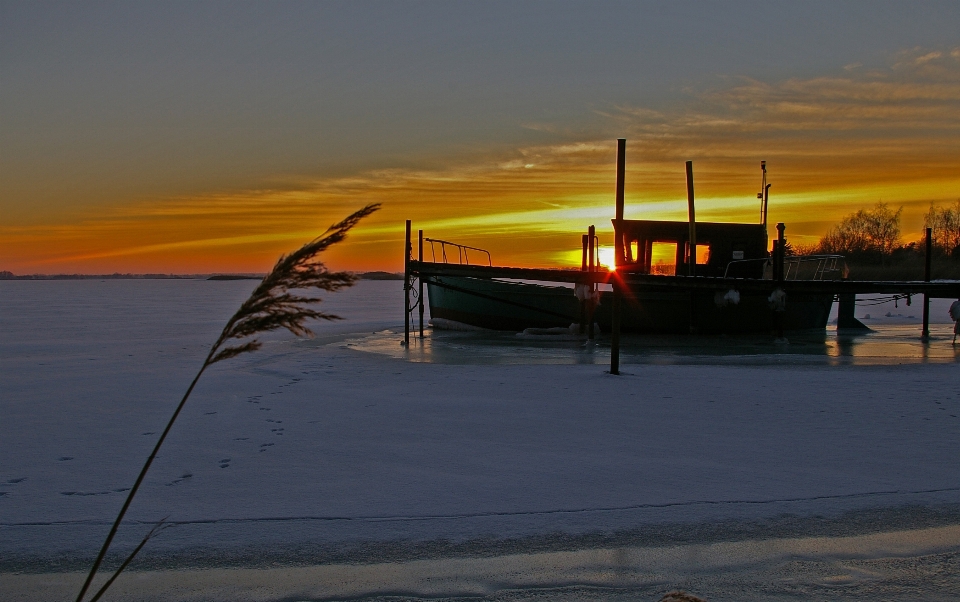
204,411,217,415
58,457,73,461
7,478,26,484
141,432,155,436
166,473,193,486
234,437,249,441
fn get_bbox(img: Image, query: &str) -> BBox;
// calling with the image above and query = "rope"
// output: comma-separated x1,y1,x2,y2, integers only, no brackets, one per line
855,293,913,307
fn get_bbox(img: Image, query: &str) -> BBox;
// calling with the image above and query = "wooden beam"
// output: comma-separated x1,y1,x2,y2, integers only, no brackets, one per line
611,139,626,375
408,260,960,297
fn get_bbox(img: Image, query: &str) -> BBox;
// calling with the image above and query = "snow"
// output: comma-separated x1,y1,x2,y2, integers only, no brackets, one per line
1,280,959,600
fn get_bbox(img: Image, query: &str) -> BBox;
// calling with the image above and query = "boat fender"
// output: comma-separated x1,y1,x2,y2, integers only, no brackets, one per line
714,289,741,307
768,288,787,312
574,283,600,304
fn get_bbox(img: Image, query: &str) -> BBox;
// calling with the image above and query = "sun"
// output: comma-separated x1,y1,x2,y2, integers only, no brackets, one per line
598,247,615,270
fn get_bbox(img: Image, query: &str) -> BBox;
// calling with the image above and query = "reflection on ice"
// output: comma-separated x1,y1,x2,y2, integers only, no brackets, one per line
6,523,960,601
348,323,960,366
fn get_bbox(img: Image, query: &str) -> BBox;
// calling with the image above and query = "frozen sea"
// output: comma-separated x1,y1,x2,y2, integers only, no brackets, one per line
2,279,960,601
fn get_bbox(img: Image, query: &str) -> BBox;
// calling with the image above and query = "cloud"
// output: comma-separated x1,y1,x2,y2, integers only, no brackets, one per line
5,48,960,273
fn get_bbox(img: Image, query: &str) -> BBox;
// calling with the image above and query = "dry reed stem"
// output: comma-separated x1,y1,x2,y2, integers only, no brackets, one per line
75,203,380,602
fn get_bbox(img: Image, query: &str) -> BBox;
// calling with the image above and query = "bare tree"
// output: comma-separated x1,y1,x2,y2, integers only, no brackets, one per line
817,202,902,263
924,199,960,255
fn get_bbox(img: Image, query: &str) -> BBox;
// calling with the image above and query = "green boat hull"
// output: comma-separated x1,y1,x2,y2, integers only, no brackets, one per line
426,276,833,334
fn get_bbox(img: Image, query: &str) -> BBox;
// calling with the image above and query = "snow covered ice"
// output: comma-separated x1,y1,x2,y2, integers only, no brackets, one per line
2,279,960,600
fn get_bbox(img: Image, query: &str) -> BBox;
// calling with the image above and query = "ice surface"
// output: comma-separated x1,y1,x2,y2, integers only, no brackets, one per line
1,280,959,600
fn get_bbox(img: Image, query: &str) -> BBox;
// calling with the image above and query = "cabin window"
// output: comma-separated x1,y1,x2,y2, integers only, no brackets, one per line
650,242,677,275
629,240,638,263
695,244,710,265
684,242,711,265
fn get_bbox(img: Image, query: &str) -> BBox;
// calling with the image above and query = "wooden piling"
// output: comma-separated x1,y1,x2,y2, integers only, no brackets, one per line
685,161,697,277
776,223,786,283
837,293,868,330
775,223,786,340
580,234,588,335
610,139,626,375
922,227,931,341
403,220,411,346
588,224,596,340
418,229,425,339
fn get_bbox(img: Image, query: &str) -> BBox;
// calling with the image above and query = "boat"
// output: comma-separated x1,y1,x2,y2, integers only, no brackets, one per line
415,146,845,336
424,231,844,335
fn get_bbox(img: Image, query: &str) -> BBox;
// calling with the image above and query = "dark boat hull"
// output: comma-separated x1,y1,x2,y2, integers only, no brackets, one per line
426,276,833,334
426,276,580,331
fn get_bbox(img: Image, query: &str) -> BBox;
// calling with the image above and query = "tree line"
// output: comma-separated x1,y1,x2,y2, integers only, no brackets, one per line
802,200,960,265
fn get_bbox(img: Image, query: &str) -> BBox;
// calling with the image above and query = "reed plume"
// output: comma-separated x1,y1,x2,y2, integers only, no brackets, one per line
75,203,380,602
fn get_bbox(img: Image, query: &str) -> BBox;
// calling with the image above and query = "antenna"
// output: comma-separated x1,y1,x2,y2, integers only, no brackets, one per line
757,161,770,227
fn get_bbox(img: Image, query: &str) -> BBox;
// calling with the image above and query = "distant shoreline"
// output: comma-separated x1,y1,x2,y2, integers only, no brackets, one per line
0,270,404,281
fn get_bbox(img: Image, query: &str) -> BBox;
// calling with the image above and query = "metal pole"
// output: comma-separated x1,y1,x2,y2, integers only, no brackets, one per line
611,139,626,375
418,229,424,339
922,227,931,341
759,161,769,228
403,220,411,346
685,161,696,277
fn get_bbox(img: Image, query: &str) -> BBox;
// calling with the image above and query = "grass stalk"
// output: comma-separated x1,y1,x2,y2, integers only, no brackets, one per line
74,204,380,602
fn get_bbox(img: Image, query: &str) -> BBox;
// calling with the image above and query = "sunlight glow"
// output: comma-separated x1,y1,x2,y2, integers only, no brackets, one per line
4,48,960,274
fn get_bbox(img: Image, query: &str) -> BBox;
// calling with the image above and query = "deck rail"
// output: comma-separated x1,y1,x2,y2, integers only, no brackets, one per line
424,238,492,266
724,254,846,280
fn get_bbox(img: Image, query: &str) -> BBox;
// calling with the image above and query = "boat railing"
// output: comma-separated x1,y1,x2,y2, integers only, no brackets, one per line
424,238,493,266
724,254,846,280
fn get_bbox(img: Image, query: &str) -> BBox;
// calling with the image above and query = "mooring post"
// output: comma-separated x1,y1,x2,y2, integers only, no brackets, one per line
403,220,411,346
610,138,626,375
685,161,698,333
418,229,425,339
588,224,596,340
775,223,786,340
922,226,932,341
685,161,697,277
771,240,780,281
580,234,588,334
776,223,786,281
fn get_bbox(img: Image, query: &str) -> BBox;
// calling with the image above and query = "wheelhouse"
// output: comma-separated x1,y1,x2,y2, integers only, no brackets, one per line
614,219,769,278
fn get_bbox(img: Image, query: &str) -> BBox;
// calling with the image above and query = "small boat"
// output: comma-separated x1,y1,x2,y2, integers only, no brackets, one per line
425,233,843,335
419,149,843,335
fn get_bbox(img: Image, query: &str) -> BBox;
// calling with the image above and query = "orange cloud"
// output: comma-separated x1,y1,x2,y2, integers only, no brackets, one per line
4,48,960,274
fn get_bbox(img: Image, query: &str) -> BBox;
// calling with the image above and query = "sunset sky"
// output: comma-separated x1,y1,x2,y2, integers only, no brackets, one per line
3,1,960,274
